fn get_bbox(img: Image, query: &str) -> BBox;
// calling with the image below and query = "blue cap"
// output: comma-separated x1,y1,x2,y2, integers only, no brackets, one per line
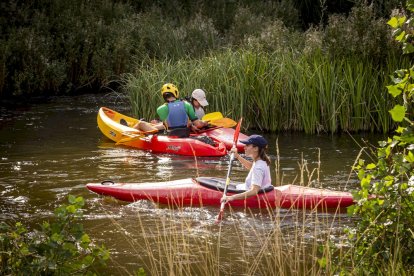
240,134,268,148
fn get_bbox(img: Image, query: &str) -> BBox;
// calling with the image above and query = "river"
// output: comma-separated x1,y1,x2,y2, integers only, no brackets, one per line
0,93,385,274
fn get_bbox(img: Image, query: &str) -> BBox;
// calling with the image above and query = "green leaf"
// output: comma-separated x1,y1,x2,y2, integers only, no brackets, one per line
317,257,327,268
81,233,91,244
361,177,371,189
396,30,406,42
66,205,77,214
366,163,376,170
403,42,414,54
386,85,402,97
389,105,406,122
51,233,63,243
135,267,147,276
396,126,405,134
406,151,414,162
388,17,400,28
68,194,76,204
408,0,414,11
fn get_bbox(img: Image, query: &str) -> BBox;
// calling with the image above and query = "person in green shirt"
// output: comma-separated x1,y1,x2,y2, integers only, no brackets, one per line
155,83,208,132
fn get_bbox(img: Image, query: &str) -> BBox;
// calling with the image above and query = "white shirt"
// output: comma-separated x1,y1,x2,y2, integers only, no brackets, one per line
237,159,272,190
194,106,205,119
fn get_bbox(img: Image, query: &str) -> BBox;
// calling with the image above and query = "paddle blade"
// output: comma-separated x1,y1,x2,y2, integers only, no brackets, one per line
116,134,145,145
202,112,223,122
233,118,243,145
116,129,157,145
208,118,237,128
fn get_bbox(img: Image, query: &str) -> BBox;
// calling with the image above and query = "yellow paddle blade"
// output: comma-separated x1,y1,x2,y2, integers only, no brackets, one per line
116,134,145,145
116,129,158,145
209,118,237,128
202,112,223,122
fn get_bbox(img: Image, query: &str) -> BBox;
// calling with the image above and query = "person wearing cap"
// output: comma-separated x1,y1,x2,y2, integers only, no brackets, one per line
190,89,209,119
221,134,272,203
156,83,207,132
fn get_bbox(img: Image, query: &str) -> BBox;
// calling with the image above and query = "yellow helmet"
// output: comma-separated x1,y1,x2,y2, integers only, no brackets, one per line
161,83,179,98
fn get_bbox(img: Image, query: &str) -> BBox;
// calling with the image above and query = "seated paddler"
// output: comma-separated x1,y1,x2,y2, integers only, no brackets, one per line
155,83,208,136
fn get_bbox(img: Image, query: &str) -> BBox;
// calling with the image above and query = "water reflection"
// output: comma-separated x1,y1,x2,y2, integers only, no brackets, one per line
0,93,383,274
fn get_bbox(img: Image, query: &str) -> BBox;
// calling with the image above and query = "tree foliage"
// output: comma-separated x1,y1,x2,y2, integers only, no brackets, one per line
345,0,414,273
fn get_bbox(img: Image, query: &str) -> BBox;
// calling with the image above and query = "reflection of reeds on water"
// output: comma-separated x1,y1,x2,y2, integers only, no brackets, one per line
98,146,353,275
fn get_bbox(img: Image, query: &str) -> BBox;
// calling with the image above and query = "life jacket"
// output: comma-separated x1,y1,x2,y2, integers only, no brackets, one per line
166,101,188,129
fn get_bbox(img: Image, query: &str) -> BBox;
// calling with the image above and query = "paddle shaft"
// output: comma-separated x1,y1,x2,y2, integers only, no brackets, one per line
216,118,242,222
218,151,235,212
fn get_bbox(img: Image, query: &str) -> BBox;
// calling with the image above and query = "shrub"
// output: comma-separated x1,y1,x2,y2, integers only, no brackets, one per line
328,1,414,273
0,195,109,275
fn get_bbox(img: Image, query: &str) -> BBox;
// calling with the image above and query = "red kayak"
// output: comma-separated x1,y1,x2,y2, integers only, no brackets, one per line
199,127,248,153
86,177,354,210
120,135,227,156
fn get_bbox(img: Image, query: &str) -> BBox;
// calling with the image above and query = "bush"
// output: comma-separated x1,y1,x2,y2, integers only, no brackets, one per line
0,195,109,275
327,1,414,273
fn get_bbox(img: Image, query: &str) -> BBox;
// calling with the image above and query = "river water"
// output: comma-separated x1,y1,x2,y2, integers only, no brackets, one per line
0,93,385,274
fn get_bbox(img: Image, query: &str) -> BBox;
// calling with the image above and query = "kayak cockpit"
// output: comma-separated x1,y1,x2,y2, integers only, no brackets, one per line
195,177,274,194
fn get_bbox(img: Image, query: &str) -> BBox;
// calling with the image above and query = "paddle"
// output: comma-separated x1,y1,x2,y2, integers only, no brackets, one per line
116,129,158,145
202,112,237,128
215,118,242,223
208,118,237,128
202,112,223,122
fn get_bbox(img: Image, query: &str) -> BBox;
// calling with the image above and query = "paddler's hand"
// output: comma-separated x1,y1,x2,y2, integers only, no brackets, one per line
221,195,234,203
230,147,239,157
190,124,200,133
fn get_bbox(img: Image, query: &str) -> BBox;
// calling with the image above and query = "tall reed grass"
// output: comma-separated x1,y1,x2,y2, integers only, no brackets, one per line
124,49,409,134
103,205,351,275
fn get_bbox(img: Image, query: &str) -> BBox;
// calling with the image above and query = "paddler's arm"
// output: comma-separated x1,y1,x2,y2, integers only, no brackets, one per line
185,101,208,129
231,148,252,170
221,185,261,203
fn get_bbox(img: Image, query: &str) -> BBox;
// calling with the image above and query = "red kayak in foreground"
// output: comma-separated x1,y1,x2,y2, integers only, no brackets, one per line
86,177,354,210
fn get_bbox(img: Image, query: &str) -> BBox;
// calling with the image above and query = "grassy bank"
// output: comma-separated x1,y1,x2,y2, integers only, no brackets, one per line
124,49,410,134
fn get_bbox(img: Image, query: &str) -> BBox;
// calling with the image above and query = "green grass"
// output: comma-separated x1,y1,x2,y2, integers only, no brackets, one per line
124,49,403,134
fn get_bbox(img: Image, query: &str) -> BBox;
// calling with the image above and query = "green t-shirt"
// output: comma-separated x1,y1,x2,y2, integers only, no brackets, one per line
157,100,198,122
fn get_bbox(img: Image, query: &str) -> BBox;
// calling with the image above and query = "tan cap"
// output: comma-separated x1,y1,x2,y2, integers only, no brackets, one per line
191,89,209,107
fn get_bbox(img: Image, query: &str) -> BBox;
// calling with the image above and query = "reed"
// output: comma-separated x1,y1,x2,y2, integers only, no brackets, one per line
102,197,348,275
124,48,400,133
